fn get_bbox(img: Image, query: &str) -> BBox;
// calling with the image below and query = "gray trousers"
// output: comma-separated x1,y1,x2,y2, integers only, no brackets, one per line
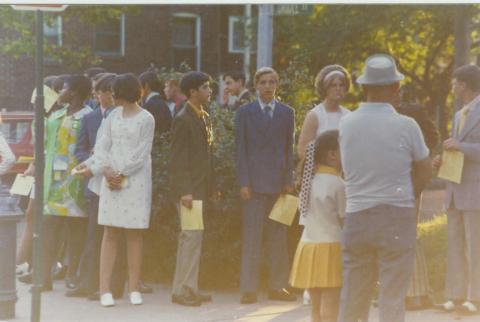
172,203,203,296
445,208,480,301
338,205,416,322
240,193,289,293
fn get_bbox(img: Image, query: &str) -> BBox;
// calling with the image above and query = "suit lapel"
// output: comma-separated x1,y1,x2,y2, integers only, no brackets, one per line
459,102,480,140
186,105,208,141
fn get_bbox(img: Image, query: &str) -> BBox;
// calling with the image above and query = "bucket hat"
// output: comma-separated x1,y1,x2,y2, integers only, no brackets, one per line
356,54,404,85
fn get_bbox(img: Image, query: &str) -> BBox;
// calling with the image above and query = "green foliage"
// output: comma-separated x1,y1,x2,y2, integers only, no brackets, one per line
274,5,479,139
0,5,140,71
418,213,447,300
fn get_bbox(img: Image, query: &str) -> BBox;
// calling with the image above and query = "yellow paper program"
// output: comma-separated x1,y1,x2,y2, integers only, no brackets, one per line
438,150,464,184
269,194,299,226
180,200,204,231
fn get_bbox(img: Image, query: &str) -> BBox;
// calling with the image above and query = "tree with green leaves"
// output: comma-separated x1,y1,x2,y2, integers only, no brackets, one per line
274,4,479,140
0,5,139,71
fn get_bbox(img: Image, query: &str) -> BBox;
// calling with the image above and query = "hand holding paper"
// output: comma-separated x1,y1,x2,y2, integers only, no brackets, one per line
438,150,464,184
180,200,204,230
269,194,299,226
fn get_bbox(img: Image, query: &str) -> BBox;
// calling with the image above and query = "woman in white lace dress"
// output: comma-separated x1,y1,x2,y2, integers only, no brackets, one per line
94,74,155,307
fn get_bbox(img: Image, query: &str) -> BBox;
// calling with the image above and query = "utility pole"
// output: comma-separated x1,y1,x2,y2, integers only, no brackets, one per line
243,4,252,84
256,4,273,69
31,10,45,322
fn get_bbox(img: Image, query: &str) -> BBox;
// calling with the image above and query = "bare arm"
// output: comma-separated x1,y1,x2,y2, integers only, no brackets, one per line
297,110,318,160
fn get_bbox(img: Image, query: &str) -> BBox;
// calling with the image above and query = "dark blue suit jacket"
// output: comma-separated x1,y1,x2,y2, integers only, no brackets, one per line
235,100,295,194
143,95,172,135
75,107,111,197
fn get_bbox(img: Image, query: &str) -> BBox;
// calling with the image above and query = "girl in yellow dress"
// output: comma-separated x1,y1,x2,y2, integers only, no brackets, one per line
290,130,345,322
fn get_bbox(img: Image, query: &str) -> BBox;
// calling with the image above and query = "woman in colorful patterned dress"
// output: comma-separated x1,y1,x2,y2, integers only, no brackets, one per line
40,75,92,290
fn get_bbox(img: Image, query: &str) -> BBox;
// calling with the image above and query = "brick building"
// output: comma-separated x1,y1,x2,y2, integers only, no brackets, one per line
0,5,257,110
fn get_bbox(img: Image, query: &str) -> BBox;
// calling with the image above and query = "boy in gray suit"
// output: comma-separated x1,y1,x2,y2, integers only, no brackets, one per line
435,64,480,314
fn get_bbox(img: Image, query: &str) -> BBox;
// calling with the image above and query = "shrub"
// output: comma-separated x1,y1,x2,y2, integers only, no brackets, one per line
418,213,447,300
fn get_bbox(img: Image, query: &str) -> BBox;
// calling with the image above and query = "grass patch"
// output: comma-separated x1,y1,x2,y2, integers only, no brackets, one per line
418,213,447,301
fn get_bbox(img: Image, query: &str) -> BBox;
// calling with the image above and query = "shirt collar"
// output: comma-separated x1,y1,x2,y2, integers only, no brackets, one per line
315,165,341,177
464,94,480,111
72,105,93,119
357,102,396,114
145,91,160,103
258,98,276,111
187,101,209,119
238,88,249,99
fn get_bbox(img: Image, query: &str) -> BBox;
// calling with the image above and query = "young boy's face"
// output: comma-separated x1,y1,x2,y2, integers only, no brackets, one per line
164,81,176,100
256,72,278,102
192,81,212,105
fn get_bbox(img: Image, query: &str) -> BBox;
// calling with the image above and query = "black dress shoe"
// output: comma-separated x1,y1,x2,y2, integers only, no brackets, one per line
65,287,88,298
87,292,100,301
139,281,153,294
52,264,67,281
240,292,257,304
65,276,77,289
406,295,432,311
268,289,296,302
18,272,33,284
171,293,201,306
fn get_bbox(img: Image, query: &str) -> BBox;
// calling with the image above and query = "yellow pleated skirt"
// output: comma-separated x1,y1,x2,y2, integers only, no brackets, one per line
289,242,343,289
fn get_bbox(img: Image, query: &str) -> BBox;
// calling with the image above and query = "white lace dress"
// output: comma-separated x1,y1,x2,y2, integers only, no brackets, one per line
95,107,155,229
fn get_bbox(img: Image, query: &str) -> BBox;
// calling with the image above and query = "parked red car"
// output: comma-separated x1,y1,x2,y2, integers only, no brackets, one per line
1,111,34,174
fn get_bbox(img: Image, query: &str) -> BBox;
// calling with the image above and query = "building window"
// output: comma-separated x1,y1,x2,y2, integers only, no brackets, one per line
44,16,62,47
172,13,201,70
94,14,125,57
228,16,256,54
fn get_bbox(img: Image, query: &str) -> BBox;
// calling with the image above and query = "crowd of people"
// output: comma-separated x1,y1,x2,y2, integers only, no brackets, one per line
1,53,479,322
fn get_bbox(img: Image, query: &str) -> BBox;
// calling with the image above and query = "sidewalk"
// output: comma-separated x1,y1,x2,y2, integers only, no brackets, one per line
10,281,480,322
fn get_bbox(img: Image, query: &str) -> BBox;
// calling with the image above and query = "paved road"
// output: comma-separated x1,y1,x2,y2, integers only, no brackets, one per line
9,281,480,322
10,189,460,322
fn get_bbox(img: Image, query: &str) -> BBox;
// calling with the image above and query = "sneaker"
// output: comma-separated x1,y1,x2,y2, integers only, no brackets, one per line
129,291,143,305
16,263,29,275
460,301,478,315
100,293,115,307
435,300,456,312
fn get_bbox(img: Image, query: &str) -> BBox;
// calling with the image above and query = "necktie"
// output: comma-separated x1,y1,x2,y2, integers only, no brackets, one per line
264,105,272,119
457,106,470,136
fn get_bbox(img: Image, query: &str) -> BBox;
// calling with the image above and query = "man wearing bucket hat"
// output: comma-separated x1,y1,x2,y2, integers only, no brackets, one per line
338,54,432,322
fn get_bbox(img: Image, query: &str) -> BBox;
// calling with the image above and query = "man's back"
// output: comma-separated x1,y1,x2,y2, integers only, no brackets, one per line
339,102,429,213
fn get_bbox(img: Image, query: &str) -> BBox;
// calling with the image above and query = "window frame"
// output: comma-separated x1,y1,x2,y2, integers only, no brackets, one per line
172,12,201,70
228,15,256,54
93,14,125,57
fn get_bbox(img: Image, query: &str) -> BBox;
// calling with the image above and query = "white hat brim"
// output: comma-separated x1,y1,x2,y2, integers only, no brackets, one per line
356,73,405,85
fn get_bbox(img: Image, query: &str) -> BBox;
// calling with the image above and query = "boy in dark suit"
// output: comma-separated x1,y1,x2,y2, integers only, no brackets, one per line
235,67,296,304
170,71,214,307
139,71,171,135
